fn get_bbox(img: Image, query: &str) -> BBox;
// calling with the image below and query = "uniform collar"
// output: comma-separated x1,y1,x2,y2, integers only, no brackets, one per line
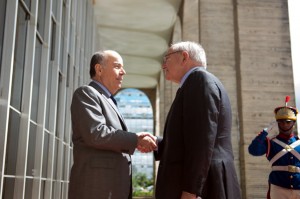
277,132,295,140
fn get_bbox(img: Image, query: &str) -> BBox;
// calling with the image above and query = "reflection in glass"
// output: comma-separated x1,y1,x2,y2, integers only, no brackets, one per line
3,177,15,198
40,180,46,198
31,37,42,122
42,132,49,178
55,72,63,137
37,0,46,37
0,0,7,74
52,0,58,18
10,5,28,110
23,0,31,9
5,109,20,175
59,3,66,72
61,144,65,180
45,20,56,130
53,138,58,180
64,145,70,181
50,19,56,61
27,123,36,176
25,178,33,199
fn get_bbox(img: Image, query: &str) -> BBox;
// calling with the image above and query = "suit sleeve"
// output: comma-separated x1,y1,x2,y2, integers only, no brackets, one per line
181,73,220,194
154,136,164,160
71,86,137,154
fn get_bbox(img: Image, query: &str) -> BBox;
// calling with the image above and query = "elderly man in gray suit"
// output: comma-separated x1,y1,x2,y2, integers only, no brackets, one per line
68,50,157,199
154,41,241,199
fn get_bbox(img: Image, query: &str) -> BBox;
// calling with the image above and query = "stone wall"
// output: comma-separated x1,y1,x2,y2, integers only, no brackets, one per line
237,1,295,198
159,0,296,198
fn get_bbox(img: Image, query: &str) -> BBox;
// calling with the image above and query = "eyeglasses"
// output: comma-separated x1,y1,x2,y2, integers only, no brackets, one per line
162,50,182,64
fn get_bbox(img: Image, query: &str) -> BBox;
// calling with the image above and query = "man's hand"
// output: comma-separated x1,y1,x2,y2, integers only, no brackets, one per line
181,191,199,199
136,132,157,153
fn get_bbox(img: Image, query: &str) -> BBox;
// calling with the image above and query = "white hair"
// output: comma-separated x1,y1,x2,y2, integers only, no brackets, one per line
171,41,207,68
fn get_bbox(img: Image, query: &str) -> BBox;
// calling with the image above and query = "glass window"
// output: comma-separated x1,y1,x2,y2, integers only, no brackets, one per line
50,19,56,61
62,182,68,198
2,177,15,198
42,132,49,178
45,63,52,130
30,37,42,122
52,0,58,18
45,19,56,130
5,109,21,175
40,180,45,198
37,0,46,38
45,62,53,130
62,144,67,180
25,178,33,198
23,0,31,9
56,72,63,137
67,54,70,87
27,123,36,176
0,0,7,75
59,2,67,72
53,138,58,180
52,181,56,197
10,5,29,110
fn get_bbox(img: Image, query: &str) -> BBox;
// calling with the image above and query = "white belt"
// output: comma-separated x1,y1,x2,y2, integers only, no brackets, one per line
272,165,300,173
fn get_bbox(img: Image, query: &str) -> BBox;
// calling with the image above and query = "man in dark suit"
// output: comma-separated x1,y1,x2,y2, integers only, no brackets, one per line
68,50,157,199
154,41,241,199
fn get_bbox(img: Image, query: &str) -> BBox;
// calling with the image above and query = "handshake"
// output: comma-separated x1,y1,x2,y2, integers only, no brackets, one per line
136,132,157,153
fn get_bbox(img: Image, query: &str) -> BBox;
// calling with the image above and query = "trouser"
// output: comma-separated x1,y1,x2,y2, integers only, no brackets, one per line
270,184,300,199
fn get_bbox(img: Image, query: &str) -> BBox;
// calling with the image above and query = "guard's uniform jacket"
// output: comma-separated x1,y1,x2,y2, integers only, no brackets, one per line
248,130,300,190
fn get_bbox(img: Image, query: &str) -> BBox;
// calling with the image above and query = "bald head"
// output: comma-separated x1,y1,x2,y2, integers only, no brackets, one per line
89,50,125,94
89,50,123,78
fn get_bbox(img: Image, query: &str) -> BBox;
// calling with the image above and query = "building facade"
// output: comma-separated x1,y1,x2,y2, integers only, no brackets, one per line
0,0,95,198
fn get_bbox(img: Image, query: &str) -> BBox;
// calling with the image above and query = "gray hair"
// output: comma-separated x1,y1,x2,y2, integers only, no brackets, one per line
171,41,207,68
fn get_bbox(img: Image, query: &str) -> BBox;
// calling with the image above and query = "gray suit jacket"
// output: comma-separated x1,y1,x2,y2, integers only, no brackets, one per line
69,81,137,199
154,68,241,199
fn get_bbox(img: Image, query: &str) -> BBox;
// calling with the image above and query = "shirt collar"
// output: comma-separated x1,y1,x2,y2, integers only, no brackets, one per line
179,66,202,88
92,80,112,97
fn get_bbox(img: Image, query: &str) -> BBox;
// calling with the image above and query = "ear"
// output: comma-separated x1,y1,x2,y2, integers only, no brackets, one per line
95,63,102,75
182,51,189,62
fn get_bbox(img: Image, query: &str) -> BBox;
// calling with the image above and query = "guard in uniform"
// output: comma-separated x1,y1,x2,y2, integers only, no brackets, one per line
248,96,299,199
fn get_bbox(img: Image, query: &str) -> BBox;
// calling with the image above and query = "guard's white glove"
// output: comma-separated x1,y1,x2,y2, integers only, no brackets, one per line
263,121,277,133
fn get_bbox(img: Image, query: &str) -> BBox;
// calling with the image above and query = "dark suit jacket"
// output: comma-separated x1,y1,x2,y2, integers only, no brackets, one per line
154,68,241,199
68,81,137,199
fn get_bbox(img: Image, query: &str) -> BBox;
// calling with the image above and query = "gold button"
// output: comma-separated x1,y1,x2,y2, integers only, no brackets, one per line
290,175,293,179
291,185,294,188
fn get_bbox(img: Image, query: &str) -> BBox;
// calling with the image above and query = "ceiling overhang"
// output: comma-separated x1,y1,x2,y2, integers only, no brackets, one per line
94,0,182,88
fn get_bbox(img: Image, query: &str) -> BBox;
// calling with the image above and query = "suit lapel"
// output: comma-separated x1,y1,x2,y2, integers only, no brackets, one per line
164,87,182,136
88,81,128,130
